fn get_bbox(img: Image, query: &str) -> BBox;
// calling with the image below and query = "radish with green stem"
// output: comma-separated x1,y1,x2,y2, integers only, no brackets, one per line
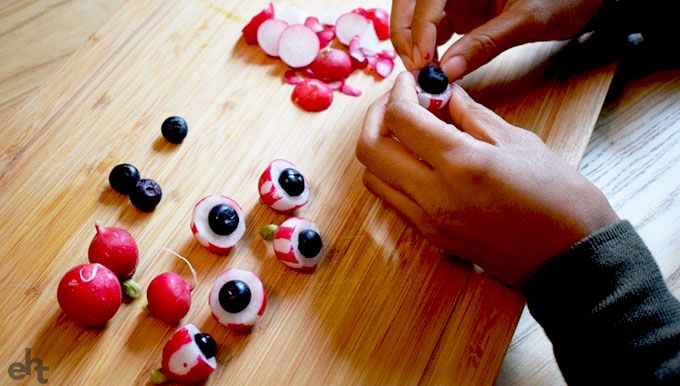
146,249,197,324
88,222,141,298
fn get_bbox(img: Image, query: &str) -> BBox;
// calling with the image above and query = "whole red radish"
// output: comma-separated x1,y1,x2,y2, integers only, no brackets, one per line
146,250,196,324
57,263,122,326
88,222,141,298
309,48,353,82
367,8,390,41
292,79,333,112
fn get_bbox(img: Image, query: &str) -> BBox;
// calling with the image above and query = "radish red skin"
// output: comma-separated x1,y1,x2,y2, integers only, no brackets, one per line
309,48,353,82
88,223,138,281
367,8,390,41
242,2,274,45
147,272,192,324
292,79,333,112
57,263,122,326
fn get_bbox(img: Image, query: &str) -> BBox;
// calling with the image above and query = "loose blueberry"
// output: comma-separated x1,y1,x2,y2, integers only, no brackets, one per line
298,229,322,258
109,163,140,195
417,65,449,94
129,179,162,212
194,332,216,359
208,204,239,236
219,280,251,313
278,168,305,197
161,116,188,144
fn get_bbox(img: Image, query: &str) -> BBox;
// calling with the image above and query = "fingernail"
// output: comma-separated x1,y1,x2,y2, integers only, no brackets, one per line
442,56,467,80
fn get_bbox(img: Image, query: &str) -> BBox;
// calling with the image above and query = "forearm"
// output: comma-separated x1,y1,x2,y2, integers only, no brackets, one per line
523,220,680,384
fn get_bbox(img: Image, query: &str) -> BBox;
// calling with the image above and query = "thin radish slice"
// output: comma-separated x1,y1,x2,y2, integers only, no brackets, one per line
349,35,365,62
242,2,275,45
380,49,397,59
367,8,390,41
283,70,304,85
335,12,370,46
340,83,362,97
359,21,381,54
317,26,335,48
374,56,394,78
318,6,341,26
278,25,320,68
278,5,308,25
351,8,370,18
304,17,324,32
327,80,344,91
257,19,288,57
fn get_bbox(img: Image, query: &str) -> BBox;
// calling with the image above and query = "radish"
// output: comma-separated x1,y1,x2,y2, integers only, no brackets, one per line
242,2,274,45
367,8,390,41
57,263,122,326
191,195,246,255
303,16,324,32
351,7,370,18
309,47,353,82
340,83,362,97
278,5,308,26
358,22,381,54
88,222,141,298
317,25,335,49
278,25,320,68
258,159,309,212
146,250,197,324
150,324,217,384
283,70,304,85
374,56,395,78
335,12,370,46
292,79,333,112
257,19,288,57
416,65,452,112
209,269,266,330
259,217,323,272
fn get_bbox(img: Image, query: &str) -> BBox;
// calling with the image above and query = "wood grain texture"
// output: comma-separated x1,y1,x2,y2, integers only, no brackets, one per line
0,0,615,384
0,0,123,122
497,69,680,386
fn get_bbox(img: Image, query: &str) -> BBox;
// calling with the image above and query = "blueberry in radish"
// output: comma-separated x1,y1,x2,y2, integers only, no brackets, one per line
258,160,309,212
209,269,266,330
161,116,188,144
57,263,122,326
219,280,251,313
298,229,322,258
309,48,353,82
292,79,333,112
151,324,217,384
260,217,323,271
109,163,140,194
418,65,449,94
88,222,141,298
130,178,162,212
146,250,196,324
191,195,246,255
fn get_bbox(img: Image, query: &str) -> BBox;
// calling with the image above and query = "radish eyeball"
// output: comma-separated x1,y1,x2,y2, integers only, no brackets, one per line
209,269,266,330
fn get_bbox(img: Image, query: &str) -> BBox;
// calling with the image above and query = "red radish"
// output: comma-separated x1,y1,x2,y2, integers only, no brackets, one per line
151,324,217,384
327,80,344,91
242,2,274,45
209,269,266,330
283,70,304,85
258,159,310,212
349,35,365,63
317,25,335,48
146,250,197,324
259,217,323,272
340,83,362,97
57,263,122,326
351,7,370,18
278,5,308,25
191,195,246,255
335,12,370,46
359,21,381,54
374,56,395,78
304,16,323,32
367,8,390,41
380,49,397,59
309,48,352,82
88,222,141,298
257,19,288,57
416,82,453,112
292,79,333,112
278,25,320,68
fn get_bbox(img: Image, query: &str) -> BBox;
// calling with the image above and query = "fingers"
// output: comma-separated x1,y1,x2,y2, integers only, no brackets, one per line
447,83,513,144
440,10,536,80
362,170,430,231
391,0,417,70
411,0,448,69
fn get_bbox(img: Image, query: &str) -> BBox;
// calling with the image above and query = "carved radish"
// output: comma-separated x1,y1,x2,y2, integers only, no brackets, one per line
258,159,309,212
209,269,266,330
191,195,246,255
150,324,217,384
260,217,323,272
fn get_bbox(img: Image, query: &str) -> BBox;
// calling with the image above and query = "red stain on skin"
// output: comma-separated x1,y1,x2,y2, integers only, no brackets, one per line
425,52,431,61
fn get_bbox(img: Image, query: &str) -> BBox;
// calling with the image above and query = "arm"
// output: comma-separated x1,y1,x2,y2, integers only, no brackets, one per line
525,220,680,384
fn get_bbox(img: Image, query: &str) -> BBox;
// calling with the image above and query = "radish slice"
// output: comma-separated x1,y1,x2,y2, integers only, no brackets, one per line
351,8,370,18
318,6,341,26
278,5,308,25
209,269,266,330
257,19,288,57
349,35,365,62
335,12,371,46
367,8,390,41
359,21,381,54
278,25,320,68
283,70,304,85
292,79,333,112
374,56,394,78
380,49,397,59
304,16,324,32
191,195,246,255
340,83,362,97
327,80,344,91
242,2,275,45
317,25,335,48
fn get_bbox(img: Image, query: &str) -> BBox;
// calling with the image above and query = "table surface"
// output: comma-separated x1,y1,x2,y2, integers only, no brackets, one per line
0,1,677,385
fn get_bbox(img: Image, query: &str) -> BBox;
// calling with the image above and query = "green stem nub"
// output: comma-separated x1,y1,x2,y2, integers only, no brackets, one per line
259,224,279,241
123,279,142,299
150,369,168,384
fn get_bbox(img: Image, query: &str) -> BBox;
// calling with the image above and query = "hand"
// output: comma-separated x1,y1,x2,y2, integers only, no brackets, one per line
391,0,603,79
355,72,618,286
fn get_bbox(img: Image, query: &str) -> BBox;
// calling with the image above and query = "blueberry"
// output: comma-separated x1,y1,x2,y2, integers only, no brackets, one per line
278,168,305,197
161,116,188,144
219,280,251,313
298,229,322,258
417,65,449,94
208,204,239,236
194,333,216,359
129,179,162,212
109,163,140,195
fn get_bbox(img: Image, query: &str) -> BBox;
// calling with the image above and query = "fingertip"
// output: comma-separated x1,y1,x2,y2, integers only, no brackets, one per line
442,55,467,80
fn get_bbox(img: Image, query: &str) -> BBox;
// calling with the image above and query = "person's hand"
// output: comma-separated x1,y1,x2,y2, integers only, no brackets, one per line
391,0,603,79
355,72,618,286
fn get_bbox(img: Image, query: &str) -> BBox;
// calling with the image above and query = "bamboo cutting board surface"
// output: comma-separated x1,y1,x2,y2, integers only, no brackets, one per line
0,0,615,385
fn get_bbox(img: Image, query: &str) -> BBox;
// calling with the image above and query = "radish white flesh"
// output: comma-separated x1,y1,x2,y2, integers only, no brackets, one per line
304,17,324,32
278,25,320,68
374,56,394,78
358,21,380,54
335,12,370,46
278,6,308,25
257,19,288,57
191,195,245,254
209,269,266,329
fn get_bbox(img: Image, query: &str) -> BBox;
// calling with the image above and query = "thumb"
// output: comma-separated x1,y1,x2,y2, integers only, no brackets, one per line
440,10,536,80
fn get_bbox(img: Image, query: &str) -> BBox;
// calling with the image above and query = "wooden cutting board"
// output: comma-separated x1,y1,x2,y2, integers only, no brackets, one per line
0,0,615,384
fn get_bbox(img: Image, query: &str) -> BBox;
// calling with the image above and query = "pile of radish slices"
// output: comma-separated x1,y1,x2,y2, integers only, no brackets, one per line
242,3,395,112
